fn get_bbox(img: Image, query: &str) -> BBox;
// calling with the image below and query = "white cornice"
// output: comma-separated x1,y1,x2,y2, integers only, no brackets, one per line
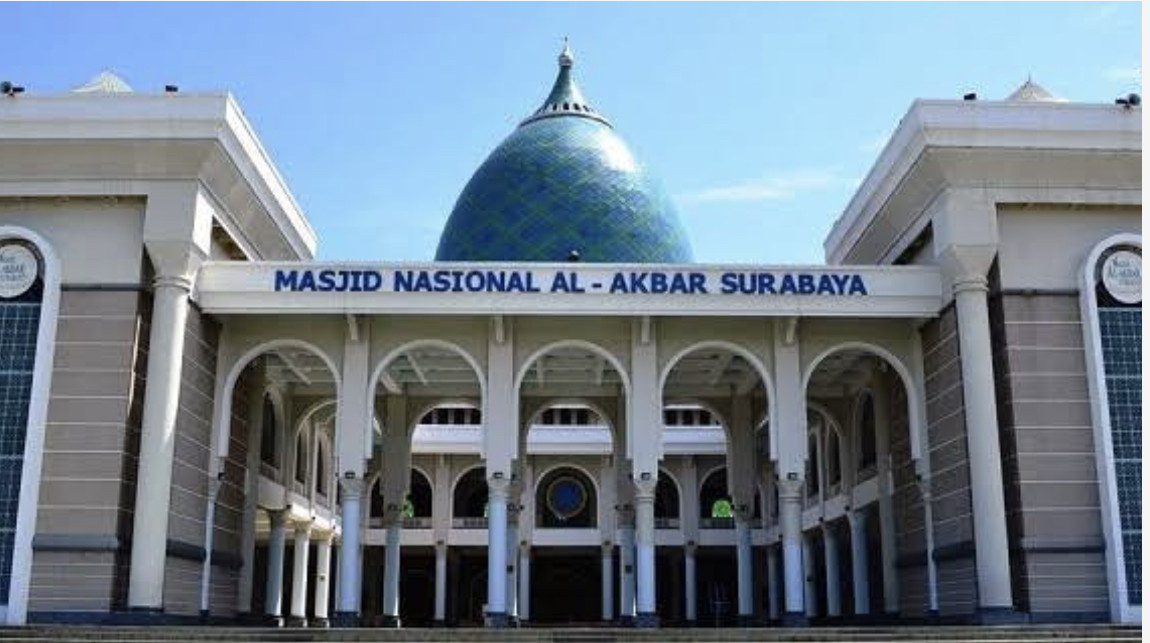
824,99,1142,265
0,92,316,260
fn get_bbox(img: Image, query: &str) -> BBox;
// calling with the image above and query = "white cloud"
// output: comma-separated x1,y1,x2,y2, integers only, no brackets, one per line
679,168,849,204
1105,65,1142,83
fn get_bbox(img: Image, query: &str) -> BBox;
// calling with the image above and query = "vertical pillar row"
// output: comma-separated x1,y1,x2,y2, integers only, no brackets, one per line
381,517,402,627
848,510,870,616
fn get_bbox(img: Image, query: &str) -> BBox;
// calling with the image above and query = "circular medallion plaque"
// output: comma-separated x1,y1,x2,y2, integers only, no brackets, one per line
0,243,38,299
546,476,587,520
1101,250,1142,304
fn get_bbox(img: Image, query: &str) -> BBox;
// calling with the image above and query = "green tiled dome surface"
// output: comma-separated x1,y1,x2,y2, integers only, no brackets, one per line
435,47,693,263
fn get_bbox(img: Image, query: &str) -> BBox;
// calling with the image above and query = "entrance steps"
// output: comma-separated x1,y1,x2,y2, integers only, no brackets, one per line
0,625,1139,643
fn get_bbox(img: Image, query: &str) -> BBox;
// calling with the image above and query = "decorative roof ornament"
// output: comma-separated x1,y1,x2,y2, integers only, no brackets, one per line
558,37,574,68
521,40,611,127
1005,77,1067,102
72,70,134,94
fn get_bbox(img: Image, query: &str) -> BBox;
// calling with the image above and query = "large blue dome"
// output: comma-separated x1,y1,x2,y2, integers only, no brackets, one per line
435,45,693,263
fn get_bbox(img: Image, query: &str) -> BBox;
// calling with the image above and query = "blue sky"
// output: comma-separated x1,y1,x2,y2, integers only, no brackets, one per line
5,2,1142,264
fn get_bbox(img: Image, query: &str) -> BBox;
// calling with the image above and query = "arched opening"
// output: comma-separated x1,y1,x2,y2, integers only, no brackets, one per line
407,469,433,520
260,394,279,469
452,467,488,523
700,468,733,527
535,466,596,528
655,470,681,528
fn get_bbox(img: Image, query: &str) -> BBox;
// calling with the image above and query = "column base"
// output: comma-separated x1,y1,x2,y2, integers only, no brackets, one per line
379,614,402,628
311,617,330,628
432,619,447,628
617,615,635,627
635,612,659,628
485,611,510,628
974,607,1025,625
285,616,307,628
264,615,284,628
780,611,808,627
684,617,697,628
330,611,360,627
737,614,758,627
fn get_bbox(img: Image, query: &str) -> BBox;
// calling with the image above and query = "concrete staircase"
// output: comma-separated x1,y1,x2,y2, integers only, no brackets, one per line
0,625,1139,643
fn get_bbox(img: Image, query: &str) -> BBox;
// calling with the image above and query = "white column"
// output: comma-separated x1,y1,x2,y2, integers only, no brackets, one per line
766,544,781,621
601,543,614,621
314,533,333,625
848,511,870,616
506,507,519,621
335,478,364,624
920,480,940,615
518,544,531,622
684,543,698,623
381,519,402,626
289,522,312,625
802,532,817,618
735,513,754,621
823,524,841,618
619,522,636,621
633,476,658,627
486,475,510,626
778,478,806,624
127,274,195,610
264,509,288,622
199,477,221,615
434,543,448,624
952,277,1014,611
873,380,900,615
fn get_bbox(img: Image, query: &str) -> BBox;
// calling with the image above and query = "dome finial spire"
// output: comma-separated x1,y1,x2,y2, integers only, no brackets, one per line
559,37,574,68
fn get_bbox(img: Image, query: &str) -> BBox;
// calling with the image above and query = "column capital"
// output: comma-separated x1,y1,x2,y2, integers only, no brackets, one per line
601,542,614,557
632,475,657,500
153,273,196,293
293,520,313,538
684,541,697,556
952,274,989,295
267,508,289,527
488,474,511,499
338,476,366,499
776,475,804,499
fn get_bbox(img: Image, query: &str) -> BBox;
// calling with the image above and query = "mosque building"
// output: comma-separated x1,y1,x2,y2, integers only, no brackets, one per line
0,44,1140,629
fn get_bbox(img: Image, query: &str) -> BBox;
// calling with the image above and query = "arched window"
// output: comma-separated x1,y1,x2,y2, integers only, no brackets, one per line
858,392,877,471
536,467,596,528
294,432,307,484
806,432,820,498
654,471,680,519
699,468,733,528
827,429,842,488
0,233,56,611
453,468,488,518
408,470,433,518
314,441,328,498
260,394,278,467
1080,237,1142,618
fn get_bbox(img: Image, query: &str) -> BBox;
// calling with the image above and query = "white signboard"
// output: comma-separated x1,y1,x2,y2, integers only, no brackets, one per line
197,261,944,318
1102,250,1141,304
0,243,38,299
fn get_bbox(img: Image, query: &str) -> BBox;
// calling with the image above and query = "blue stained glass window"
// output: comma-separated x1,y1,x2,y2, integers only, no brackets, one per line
0,295,40,603
1099,306,1141,605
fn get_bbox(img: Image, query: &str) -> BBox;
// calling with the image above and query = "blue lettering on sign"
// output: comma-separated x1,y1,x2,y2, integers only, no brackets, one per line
273,269,868,296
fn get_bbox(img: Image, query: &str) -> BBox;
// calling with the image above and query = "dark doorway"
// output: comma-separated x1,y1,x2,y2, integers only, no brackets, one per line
449,548,487,626
400,548,435,626
531,548,601,624
696,547,736,627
